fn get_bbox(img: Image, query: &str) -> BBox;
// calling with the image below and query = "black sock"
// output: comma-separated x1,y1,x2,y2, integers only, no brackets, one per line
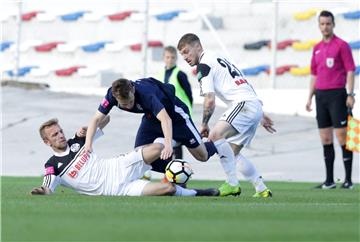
323,144,335,183
204,141,217,159
341,145,353,183
173,146,183,159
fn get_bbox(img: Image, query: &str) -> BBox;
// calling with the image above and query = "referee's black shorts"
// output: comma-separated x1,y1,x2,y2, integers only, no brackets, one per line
315,88,348,129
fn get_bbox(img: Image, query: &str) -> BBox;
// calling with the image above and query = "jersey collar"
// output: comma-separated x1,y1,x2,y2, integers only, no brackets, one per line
199,51,205,62
53,145,70,157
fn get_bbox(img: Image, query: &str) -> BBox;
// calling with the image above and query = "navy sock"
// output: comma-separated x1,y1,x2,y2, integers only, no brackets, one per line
204,141,217,159
323,144,335,184
341,145,353,183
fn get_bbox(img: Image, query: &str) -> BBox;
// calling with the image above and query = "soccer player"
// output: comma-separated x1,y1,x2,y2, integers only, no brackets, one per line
31,118,219,196
177,33,275,197
158,45,193,159
84,78,236,196
306,10,356,189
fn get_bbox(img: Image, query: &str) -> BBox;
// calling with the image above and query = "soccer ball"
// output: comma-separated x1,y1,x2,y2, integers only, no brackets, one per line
165,159,193,184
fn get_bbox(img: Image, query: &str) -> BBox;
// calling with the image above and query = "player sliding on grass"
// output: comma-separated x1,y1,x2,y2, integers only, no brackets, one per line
84,77,239,196
178,33,276,197
31,118,219,197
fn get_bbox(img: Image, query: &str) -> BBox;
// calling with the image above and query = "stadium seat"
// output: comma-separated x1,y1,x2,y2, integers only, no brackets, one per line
60,11,88,21
242,65,270,76
0,41,13,52
6,66,39,77
55,66,85,76
81,41,112,52
243,40,270,50
108,11,133,21
265,65,299,75
22,11,42,21
130,41,163,51
36,12,57,22
293,9,318,21
83,12,103,22
349,40,360,50
292,40,319,51
35,41,65,52
289,66,310,76
155,10,184,21
343,10,360,20
355,66,360,76
19,40,43,52
271,39,299,50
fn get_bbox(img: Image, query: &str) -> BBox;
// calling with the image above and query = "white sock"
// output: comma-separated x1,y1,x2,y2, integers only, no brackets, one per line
214,139,239,186
236,154,266,192
174,184,196,196
153,137,177,147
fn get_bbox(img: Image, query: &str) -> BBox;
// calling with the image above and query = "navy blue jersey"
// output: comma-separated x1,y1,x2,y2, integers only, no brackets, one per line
98,77,189,123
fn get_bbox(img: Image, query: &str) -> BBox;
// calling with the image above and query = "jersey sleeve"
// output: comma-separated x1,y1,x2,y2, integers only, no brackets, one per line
340,42,356,72
98,87,117,115
197,63,214,96
310,48,317,76
42,166,60,192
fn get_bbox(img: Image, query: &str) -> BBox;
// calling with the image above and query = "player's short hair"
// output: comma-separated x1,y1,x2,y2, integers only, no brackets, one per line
39,118,59,140
319,10,335,24
112,78,133,99
177,33,201,50
164,46,177,56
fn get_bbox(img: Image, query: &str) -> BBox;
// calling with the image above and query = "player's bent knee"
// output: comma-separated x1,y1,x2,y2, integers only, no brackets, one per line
164,183,176,195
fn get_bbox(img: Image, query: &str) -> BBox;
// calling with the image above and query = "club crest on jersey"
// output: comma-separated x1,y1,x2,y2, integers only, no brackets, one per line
326,58,334,68
101,98,109,108
136,104,143,111
70,143,80,152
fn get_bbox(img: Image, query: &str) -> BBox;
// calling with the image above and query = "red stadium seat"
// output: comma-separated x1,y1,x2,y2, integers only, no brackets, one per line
264,65,298,75
130,41,163,51
22,11,42,21
35,42,65,52
268,40,299,50
55,66,85,76
108,11,133,21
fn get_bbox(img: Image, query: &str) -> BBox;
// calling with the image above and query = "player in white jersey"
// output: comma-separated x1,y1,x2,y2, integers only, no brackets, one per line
178,33,276,197
31,117,219,197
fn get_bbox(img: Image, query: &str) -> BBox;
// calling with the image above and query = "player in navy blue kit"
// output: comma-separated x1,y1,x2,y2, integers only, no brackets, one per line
85,78,234,181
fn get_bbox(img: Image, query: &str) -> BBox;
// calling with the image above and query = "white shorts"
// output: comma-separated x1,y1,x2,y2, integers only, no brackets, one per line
109,148,152,196
220,100,263,146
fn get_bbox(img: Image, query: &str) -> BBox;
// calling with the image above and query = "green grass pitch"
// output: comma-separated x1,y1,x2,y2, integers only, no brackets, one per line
1,177,359,241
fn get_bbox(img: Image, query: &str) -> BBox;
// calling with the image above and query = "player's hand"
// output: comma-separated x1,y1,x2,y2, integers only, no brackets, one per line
160,144,173,160
346,96,355,109
200,124,210,138
306,99,312,112
261,114,276,133
76,127,87,137
31,186,51,195
83,143,93,154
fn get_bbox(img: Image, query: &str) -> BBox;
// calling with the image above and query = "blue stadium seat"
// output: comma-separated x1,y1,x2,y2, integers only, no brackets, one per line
343,10,360,20
241,65,270,76
355,66,360,76
81,41,112,52
1,41,13,52
6,66,39,77
349,40,360,50
60,11,87,21
155,10,184,21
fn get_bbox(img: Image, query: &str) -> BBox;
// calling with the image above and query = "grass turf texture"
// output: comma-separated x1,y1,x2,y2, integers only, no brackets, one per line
1,177,359,242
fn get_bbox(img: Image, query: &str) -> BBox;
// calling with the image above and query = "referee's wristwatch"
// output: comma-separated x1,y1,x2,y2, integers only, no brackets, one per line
347,92,356,97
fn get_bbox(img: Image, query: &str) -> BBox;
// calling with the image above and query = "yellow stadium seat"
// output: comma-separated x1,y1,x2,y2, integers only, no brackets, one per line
293,9,318,21
289,66,311,76
292,39,319,51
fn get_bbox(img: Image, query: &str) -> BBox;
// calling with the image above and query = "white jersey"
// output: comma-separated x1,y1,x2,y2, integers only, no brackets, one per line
42,129,150,196
197,51,260,106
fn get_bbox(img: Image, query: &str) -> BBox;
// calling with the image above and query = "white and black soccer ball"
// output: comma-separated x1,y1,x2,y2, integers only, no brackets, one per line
165,159,193,184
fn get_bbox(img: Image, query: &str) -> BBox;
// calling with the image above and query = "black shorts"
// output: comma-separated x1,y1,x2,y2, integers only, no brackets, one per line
315,88,348,129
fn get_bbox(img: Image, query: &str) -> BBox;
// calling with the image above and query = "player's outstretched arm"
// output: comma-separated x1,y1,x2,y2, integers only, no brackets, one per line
156,109,173,160
85,111,107,153
261,114,276,133
31,186,52,195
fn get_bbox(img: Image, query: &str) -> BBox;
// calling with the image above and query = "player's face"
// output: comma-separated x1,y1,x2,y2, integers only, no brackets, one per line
179,43,201,67
163,51,177,69
44,124,67,152
319,16,334,39
116,92,135,109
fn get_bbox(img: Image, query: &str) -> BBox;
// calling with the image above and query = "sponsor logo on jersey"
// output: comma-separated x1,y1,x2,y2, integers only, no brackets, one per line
189,138,196,144
136,104,143,111
58,162,63,168
101,98,109,108
67,151,90,178
234,79,248,86
70,143,80,152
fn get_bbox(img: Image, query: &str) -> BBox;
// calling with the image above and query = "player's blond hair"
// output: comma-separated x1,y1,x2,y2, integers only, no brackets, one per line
39,118,59,140
177,33,201,50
